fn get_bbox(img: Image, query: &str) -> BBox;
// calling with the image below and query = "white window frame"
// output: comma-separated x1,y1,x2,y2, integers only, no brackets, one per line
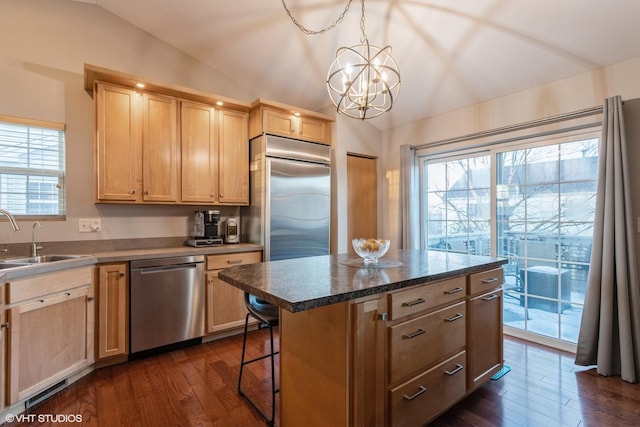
0,115,66,219
418,125,601,352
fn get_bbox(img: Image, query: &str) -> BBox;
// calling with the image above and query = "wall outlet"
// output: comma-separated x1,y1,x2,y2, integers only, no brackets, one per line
79,218,102,233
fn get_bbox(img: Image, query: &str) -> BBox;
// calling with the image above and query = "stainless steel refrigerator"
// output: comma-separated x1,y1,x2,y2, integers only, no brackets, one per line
242,135,331,261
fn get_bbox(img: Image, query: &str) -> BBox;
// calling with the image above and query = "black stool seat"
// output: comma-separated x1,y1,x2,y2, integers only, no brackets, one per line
238,293,279,426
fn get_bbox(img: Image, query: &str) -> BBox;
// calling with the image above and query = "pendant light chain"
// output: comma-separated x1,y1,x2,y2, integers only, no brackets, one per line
359,0,367,44
281,0,353,35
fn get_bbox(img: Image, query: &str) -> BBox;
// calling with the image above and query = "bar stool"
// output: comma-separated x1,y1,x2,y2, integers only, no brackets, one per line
238,293,280,426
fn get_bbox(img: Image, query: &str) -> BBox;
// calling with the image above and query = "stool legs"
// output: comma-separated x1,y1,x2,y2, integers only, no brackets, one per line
238,312,279,426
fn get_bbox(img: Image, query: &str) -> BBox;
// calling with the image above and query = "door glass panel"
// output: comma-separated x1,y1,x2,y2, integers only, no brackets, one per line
498,137,598,343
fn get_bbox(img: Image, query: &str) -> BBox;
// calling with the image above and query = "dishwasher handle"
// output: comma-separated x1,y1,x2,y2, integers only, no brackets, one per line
135,263,202,275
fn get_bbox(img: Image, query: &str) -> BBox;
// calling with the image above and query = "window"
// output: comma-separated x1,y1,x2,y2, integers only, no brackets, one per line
421,131,599,348
0,116,66,217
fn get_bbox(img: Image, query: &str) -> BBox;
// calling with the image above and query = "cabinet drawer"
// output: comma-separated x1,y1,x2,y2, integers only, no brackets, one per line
388,276,466,320
469,268,503,295
6,267,93,304
389,351,467,427
389,301,466,383
206,251,262,270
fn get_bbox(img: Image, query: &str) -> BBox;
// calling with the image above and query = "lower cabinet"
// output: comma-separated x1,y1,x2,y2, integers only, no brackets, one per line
467,287,503,390
281,267,504,427
389,351,467,427
5,267,94,405
96,263,129,360
205,251,262,334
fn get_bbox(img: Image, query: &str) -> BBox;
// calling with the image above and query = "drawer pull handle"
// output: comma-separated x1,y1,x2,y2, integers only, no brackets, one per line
445,364,464,376
482,277,499,284
482,294,499,301
403,385,427,401
402,298,426,307
227,259,243,265
402,329,426,339
445,313,463,322
444,287,463,295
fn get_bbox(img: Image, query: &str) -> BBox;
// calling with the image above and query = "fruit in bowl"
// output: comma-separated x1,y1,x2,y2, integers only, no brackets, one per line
352,238,390,264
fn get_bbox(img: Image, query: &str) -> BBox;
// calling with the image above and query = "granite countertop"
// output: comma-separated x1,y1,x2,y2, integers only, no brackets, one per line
218,249,508,312
0,242,263,281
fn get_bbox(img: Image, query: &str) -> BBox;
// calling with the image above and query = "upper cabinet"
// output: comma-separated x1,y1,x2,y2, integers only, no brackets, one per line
180,101,249,205
95,83,179,203
87,64,252,206
95,83,141,202
249,99,334,145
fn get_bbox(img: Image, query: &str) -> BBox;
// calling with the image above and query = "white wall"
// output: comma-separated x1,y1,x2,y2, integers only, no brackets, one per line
0,0,255,245
380,56,640,245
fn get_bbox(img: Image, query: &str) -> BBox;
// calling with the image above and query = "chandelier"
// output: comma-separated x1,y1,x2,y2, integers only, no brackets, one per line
282,0,401,120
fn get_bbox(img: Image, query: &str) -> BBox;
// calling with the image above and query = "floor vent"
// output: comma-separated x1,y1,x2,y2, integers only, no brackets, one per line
25,379,68,409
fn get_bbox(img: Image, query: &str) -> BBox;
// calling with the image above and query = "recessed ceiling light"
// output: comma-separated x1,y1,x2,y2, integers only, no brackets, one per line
136,82,145,89
293,112,301,117
216,101,224,106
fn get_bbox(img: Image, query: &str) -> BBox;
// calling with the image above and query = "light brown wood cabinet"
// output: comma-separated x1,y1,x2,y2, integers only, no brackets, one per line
205,251,262,334
96,263,128,360
94,81,249,206
467,268,504,391
181,102,249,205
249,99,333,145
95,83,179,203
4,267,94,405
0,285,5,411
280,267,504,427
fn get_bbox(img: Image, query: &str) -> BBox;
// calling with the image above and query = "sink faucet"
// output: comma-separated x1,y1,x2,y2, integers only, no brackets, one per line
0,209,19,231
31,222,42,257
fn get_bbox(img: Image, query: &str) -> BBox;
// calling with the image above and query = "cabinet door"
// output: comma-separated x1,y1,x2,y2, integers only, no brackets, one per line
206,251,262,334
142,93,179,202
298,116,330,145
218,109,249,205
0,284,4,410
181,101,218,203
7,286,94,404
206,272,249,334
352,297,386,427
263,108,296,138
467,289,503,391
96,83,142,201
97,263,128,359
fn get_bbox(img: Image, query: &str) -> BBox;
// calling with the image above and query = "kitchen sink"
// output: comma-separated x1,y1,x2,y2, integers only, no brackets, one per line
0,262,30,269
1,254,89,264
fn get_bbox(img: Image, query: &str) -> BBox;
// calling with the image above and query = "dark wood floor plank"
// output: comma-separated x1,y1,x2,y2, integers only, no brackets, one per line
8,332,640,427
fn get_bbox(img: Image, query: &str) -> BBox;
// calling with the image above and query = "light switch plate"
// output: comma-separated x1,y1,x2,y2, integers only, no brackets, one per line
79,218,102,233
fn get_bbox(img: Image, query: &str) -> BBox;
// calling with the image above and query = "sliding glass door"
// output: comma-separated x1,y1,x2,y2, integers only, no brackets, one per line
422,135,599,346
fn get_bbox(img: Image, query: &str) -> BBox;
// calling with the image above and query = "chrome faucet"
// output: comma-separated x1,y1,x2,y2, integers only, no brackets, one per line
31,222,42,257
0,209,19,231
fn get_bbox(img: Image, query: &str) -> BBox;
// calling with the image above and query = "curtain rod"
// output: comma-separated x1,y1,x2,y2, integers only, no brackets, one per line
415,105,603,150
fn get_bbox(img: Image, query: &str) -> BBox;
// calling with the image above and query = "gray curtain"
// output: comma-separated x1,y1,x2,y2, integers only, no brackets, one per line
575,96,640,383
398,145,419,249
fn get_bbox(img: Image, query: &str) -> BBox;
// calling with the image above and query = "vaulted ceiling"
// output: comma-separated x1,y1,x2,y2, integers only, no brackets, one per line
82,0,640,130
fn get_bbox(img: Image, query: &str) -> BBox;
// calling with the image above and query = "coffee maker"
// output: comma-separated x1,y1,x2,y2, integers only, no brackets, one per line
187,210,224,247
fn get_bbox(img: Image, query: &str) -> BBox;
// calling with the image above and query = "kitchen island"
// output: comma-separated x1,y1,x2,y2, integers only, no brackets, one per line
219,249,507,426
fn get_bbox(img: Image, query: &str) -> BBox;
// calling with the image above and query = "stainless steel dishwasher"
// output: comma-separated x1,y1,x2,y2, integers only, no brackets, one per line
130,255,205,353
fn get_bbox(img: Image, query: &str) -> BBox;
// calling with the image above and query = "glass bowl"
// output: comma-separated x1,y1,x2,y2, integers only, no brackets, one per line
352,238,390,264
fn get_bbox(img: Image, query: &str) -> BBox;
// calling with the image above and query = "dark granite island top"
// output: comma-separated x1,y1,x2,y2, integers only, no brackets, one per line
218,249,507,312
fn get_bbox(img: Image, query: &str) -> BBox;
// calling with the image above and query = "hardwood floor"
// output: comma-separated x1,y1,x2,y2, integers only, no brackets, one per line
7,332,639,426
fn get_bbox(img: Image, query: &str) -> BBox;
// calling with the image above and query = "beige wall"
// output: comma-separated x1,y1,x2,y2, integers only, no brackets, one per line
380,56,640,245
0,0,254,245
3,0,640,257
